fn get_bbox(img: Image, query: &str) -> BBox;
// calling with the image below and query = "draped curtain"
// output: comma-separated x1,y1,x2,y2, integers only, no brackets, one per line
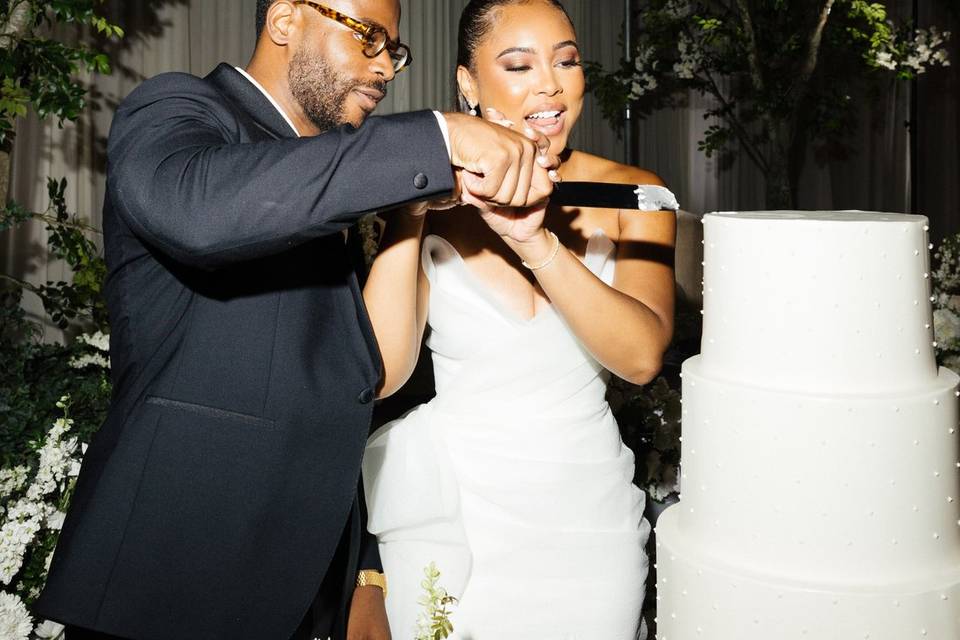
2,0,957,340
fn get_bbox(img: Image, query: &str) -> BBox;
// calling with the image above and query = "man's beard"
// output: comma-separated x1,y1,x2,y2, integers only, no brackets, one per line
288,46,387,132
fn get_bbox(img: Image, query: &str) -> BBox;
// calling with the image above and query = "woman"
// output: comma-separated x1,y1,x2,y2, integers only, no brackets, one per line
361,1,677,637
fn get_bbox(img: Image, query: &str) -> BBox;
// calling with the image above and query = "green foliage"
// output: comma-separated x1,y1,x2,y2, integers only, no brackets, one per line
1,177,108,331
585,0,951,207
0,293,110,470
415,562,458,640
0,0,123,147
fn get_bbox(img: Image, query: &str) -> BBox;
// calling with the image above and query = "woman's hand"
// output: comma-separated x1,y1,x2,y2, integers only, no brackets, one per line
478,203,548,243
468,107,559,243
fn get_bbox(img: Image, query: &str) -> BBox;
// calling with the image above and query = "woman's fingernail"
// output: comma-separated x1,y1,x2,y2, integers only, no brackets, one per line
537,155,551,167
548,169,560,182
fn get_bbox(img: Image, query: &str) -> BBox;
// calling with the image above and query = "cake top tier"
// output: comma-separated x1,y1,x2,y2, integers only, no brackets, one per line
700,211,938,394
714,211,926,223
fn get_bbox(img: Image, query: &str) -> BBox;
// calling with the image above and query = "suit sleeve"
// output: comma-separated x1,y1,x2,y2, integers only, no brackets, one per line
107,74,455,270
357,475,383,572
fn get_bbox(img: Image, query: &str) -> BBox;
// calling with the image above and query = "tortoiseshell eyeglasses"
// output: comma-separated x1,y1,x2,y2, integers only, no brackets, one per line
294,1,412,73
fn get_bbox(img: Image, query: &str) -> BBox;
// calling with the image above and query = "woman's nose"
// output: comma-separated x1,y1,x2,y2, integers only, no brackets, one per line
536,67,562,96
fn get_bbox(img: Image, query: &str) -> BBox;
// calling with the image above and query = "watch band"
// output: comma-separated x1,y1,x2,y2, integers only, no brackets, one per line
356,570,387,598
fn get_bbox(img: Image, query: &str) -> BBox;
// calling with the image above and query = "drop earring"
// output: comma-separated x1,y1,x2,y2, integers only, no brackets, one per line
469,104,478,116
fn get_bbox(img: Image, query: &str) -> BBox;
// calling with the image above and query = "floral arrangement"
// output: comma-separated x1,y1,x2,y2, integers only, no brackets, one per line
585,0,952,208
932,232,960,373
610,376,682,502
415,562,457,640
0,396,87,640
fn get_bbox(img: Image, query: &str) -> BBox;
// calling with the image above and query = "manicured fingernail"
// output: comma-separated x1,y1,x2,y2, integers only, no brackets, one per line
537,155,551,167
548,169,560,182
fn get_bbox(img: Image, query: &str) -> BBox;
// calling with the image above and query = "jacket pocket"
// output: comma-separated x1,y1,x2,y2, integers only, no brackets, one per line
145,396,276,428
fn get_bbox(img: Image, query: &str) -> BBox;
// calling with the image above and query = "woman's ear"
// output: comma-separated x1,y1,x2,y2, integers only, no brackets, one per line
456,65,480,110
265,0,297,46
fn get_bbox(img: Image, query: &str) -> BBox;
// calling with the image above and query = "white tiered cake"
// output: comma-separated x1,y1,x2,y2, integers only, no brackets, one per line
655,212,960,639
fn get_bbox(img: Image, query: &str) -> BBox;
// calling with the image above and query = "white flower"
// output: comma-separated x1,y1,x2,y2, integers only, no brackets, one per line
873,51,896,70
673,33,703,80
77,331,110,353
0,499,48,585
26,419,78,503
33,619,65,639
45,511,66,532
0,591,33,640
662,0,691,19
69,353,110,370
0,468,30,500
934,308,960,345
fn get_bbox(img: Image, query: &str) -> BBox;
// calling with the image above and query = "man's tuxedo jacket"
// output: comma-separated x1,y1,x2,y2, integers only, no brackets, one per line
36,63,454,639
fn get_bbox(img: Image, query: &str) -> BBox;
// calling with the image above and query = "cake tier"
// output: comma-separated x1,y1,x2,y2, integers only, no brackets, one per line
656,509,960,640
700,211,937,393
677,356,960,584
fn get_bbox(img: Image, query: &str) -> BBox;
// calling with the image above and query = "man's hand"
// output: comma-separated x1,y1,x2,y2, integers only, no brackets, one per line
346,585,391,640
443,112,559,210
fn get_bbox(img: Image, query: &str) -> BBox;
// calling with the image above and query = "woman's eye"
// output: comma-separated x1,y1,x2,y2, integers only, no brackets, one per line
506,65,531,72
559,59,582,68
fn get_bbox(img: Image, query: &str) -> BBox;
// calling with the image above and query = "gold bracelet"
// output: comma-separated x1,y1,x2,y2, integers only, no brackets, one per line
521,231,561,270
356,570,387,598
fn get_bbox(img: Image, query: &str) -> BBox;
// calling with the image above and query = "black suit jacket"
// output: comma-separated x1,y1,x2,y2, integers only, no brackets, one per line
36,63,454,640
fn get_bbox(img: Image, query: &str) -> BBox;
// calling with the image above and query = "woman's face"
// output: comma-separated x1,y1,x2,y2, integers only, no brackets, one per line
460,1,584,156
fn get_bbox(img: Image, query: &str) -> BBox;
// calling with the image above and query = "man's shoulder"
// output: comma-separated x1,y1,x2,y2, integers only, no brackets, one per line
120,69,224,111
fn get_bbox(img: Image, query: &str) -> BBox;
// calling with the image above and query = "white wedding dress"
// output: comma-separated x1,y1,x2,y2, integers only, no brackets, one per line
363,222,657,639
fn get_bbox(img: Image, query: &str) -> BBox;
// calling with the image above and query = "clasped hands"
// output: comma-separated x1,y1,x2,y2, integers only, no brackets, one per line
401,110,559,245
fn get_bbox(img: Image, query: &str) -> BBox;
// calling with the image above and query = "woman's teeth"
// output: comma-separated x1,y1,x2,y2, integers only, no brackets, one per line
527,111,562,120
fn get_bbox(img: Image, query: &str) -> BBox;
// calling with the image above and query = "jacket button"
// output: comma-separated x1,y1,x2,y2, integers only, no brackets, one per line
358,388,375,404
413,173,429,189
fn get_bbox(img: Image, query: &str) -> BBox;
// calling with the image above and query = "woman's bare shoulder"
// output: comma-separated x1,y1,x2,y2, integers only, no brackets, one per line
568,150,666,187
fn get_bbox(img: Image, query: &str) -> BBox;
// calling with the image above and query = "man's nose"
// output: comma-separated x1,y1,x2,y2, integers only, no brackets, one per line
370,49,396,82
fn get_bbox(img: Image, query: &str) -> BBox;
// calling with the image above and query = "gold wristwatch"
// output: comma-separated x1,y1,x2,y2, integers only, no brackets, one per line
356,570,387,598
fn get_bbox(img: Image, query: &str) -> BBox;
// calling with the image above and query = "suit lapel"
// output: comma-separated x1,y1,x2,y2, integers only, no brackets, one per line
205,63,298,140
204,62,384,386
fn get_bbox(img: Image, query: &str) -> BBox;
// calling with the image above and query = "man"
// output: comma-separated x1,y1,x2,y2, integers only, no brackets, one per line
35,1,557,638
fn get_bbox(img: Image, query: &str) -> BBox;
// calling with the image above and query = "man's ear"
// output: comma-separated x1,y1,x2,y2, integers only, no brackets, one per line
456,66,479,109
265,0,297,46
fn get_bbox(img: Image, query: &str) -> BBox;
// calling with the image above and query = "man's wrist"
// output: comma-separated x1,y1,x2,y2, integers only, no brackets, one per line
356,570,387,598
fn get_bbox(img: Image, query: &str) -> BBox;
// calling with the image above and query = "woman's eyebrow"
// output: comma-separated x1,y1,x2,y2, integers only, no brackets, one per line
496,41,579,59
496,46,537,59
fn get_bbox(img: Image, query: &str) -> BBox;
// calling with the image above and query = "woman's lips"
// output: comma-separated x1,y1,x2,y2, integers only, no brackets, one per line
525,110,566,137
